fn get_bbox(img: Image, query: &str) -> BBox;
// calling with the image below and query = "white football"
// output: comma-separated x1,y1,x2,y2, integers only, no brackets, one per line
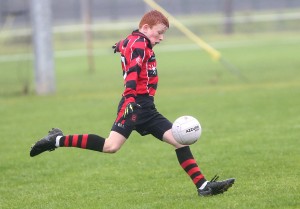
172,116,202,145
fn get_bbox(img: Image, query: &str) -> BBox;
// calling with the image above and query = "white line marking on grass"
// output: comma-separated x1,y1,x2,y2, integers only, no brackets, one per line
1,38,300,63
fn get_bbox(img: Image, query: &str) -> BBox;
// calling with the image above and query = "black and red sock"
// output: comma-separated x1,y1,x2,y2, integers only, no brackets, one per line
59,134,105,152
176,146,207,189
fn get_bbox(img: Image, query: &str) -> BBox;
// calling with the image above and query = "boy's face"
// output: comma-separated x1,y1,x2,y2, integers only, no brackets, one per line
141,23,168,47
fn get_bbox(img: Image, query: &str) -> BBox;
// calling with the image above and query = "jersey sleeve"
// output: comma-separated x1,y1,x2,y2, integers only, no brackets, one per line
122,39,146,104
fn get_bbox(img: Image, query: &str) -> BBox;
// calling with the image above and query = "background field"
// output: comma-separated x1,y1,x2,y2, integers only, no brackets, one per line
1,30,300,209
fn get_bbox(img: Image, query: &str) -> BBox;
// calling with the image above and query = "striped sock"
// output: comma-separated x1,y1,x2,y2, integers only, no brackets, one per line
176,146,207,189
58,134,105,152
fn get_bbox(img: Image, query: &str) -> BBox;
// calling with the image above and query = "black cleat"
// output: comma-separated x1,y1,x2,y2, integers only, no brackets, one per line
198,175,235,196
30,128,63,157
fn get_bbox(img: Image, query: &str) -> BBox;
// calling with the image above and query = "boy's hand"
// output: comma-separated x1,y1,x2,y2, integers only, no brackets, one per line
123,102,141,119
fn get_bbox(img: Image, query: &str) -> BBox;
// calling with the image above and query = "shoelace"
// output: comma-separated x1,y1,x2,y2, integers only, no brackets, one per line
210,174,219,182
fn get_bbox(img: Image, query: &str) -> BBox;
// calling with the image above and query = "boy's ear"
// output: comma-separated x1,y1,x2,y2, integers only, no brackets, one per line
140,24,150,32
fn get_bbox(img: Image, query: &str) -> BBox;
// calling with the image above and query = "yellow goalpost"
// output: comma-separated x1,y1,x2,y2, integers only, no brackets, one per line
144,0,248,81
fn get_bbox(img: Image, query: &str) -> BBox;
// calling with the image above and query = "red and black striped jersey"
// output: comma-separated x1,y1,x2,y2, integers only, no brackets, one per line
114,30,158,105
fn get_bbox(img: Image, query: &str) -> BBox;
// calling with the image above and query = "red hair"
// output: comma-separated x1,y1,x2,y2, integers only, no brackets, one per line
139,10,169,29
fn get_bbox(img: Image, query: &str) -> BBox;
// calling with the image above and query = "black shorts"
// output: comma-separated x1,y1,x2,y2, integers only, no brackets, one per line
111,96,172,140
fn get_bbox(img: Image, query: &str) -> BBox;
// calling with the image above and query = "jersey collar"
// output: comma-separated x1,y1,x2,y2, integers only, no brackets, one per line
132,30,153,49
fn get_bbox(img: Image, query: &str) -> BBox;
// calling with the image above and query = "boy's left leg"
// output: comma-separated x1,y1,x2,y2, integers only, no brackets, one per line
162,129,208,189
139,111,209,190
162,129,235,196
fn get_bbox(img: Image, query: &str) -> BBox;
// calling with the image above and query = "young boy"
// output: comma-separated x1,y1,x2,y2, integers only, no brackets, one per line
30,10,235,196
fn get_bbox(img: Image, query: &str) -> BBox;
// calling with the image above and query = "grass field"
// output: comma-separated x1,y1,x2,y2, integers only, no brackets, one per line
0,32,300,209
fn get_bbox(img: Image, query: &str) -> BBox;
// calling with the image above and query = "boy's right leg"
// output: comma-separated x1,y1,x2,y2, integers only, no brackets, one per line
30,128,126,157
58,131,126,153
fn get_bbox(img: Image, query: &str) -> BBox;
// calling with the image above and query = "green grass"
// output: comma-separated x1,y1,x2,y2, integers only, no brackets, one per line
1,32,300,209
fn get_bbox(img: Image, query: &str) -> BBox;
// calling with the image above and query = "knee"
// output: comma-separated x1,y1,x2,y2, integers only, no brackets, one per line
163,129,186,149
103,131,126,153
103,141,122,153
103,144,120,153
